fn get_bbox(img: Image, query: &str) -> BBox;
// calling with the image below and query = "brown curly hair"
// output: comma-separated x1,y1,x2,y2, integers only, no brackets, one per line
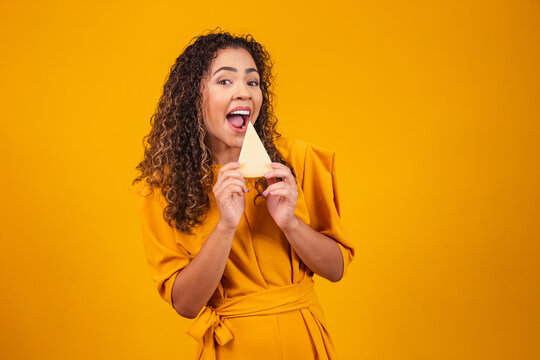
132,28,295,234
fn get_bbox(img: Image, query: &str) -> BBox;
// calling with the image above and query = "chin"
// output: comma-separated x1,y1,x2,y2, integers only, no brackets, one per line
230,138,244,148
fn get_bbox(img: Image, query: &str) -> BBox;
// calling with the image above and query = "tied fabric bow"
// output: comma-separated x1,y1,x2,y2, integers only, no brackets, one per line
187,306,233,346
185,278,325,360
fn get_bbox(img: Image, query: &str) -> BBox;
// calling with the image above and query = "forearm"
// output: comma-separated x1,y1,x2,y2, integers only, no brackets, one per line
281,216,344,282
171,219,235,318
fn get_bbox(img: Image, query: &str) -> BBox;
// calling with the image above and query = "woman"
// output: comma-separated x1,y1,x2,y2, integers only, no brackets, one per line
130,30,355,360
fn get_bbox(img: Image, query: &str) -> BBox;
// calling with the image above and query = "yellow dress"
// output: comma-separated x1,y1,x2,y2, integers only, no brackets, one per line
130,136,355,360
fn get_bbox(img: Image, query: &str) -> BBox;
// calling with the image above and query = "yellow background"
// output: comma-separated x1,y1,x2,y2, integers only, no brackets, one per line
1,0,539,359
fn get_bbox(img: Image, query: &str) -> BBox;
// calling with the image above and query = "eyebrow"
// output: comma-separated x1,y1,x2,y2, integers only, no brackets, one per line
212,66,259,76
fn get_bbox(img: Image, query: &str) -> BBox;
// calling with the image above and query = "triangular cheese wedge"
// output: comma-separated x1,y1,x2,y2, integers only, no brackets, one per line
238,121,272,178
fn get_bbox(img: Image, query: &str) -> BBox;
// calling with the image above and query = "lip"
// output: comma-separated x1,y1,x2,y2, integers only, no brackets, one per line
226,106,251,134
226,106,252,115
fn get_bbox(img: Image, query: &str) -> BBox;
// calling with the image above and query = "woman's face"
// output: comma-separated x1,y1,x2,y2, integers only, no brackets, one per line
200,47,263,156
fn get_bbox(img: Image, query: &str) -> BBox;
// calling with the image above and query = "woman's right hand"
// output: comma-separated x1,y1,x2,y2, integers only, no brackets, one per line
213,162,249,230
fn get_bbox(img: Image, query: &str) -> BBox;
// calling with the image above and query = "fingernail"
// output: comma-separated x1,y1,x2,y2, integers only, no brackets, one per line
264,173,269,178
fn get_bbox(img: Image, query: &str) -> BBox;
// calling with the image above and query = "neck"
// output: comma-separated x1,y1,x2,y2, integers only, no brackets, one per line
209,144,241,165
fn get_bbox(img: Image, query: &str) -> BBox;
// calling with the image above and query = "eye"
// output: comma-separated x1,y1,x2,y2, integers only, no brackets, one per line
218,79,231,85
248,80,259,87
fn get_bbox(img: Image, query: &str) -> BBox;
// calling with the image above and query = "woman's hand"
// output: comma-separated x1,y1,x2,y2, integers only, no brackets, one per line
213,162,249,230
263,162,299,230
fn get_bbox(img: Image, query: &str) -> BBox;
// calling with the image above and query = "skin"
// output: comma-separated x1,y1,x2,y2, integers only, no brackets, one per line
171,47,344,319
200,47,263,165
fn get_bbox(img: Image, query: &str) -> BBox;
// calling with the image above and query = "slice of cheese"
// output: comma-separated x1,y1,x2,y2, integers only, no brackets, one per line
238,121,272,178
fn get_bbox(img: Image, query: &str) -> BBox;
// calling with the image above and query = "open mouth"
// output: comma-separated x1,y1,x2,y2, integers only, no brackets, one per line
226,109,250,130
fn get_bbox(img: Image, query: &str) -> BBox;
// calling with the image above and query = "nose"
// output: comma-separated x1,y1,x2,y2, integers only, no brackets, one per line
232,82,252,100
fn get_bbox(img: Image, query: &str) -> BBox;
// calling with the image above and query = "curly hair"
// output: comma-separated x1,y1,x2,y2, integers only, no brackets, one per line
132,28,295,234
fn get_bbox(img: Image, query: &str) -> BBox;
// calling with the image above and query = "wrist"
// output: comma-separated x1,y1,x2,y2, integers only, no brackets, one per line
280,215,302,233
216,218,238,235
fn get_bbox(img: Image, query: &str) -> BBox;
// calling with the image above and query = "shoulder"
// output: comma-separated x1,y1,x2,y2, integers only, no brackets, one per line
129,177,158,198
274,135,336,184
129,177,169,214
274,135,308,165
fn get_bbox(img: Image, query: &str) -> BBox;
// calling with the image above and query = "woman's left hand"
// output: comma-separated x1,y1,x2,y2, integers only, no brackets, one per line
263,162,299,230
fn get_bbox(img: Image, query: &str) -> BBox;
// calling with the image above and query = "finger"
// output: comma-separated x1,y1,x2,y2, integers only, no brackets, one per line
217,162,241,178
266,176,278,186
214,178,249,196
265,163,295,182
263,182,295,197
264,181,289,193
215,164,245,187
215,161,241,182
218,183,245,200
264,168,296,186
264,188,290,198
269,162,291,172
217,170,246,188
225,178,249,194
226,184,245,198
214,180,247,199
219,161,241,173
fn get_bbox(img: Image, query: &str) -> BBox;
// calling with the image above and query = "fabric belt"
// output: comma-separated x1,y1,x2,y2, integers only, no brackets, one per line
186,277,320,360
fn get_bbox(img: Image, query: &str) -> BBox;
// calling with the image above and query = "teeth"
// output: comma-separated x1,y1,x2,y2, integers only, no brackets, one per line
229,110,250,115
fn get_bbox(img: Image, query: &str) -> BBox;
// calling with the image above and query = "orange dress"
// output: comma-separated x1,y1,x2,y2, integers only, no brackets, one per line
130,136,355,360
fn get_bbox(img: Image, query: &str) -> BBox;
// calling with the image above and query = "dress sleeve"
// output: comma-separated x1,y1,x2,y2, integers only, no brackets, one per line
300,143,355,280
129,180,192,309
